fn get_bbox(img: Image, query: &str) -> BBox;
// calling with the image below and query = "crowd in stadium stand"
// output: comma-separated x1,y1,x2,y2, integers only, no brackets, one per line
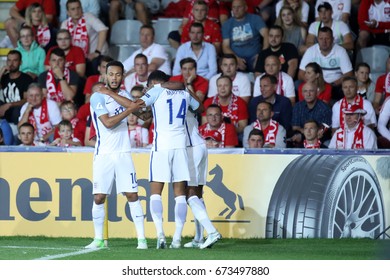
1,0,390,150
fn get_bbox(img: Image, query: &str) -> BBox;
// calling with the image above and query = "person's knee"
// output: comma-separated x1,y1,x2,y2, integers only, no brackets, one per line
5,18,16,30
110,0,122,11
94,194,106,205
135,2,146,12
126,192,139,202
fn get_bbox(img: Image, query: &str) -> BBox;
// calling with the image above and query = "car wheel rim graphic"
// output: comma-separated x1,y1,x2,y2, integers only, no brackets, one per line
331,171,384,239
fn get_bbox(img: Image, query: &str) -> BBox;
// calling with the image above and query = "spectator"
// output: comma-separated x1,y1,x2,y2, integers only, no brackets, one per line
203,129,223,148
24,3,57,53
18,122,44,146
44,29,86,78
302,119,327,149
53,100,84,145
305,2,354,52
199,104,238,148
173,22,217,80
222,0,269,72
84,117,96,147
314,0,351,23
253,55,296,106
357,0,390,49
84,56,114,103
298,62,332,104
373,56,390,114
355,62,375,103
249,74,293,132
15,25,46,80
59,0,100,22
38,48,79,104
329,105,377,149
170,58,208,102
122,25,171,75
169,0,222,54
274,5,307,56
0,50,33,125
0,119,14,145
202,76,248,135
208,54,252,103
127,113,149,148
254,25,299,79
377,97,390,148
4,0,56,47
50,119,81,147
298,26,353,101
61,0,109,62
124,54,150,93
247,129,264,148
18,83,61,143
332,77,377,133
109,0,160,26
291,82,332,146
275,0,310,26
243,101,286,148
182,0,229,26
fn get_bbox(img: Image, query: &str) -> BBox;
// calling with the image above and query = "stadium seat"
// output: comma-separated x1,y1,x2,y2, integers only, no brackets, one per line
355,45,390,74
110,20,142,45
110,20,142,61
153,18,182,45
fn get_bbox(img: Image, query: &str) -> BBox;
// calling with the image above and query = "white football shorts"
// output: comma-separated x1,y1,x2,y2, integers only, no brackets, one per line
93,152,138,195
187,143,208,186
149,148,190,182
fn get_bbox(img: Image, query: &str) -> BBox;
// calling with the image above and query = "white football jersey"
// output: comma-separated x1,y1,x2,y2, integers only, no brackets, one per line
142,85,200,151
90,90,133,155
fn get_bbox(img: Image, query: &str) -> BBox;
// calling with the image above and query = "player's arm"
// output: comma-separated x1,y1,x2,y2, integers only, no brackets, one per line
99,87,145,109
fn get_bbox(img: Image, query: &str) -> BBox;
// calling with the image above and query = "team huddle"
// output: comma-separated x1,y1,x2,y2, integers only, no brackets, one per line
85,60,221,250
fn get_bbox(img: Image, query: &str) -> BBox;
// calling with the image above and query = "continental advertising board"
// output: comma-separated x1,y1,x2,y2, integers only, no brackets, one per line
1,151,389,239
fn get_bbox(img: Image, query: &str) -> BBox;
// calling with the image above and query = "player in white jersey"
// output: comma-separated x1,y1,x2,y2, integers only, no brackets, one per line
141,70,203,249
164,79,222,249
86,61,147,250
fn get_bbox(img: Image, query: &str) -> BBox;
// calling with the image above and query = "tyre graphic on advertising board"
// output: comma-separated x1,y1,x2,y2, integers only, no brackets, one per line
266,155,386,239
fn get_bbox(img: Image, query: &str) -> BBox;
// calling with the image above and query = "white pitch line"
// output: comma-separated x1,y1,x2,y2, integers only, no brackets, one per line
34,248,104,260
0,246,77,251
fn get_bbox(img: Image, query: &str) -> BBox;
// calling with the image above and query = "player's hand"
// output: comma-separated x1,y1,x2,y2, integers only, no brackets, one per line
52,66,64,79
135,99,145,107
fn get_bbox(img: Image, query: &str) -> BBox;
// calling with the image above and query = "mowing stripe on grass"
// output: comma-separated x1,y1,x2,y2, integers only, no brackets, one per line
34,248,104,260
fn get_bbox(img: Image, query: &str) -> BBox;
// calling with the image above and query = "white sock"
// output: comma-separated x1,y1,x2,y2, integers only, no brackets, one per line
188,196,216,237
92,202,105,240
150,194,164,237
173,195,187,243
128,200,145,239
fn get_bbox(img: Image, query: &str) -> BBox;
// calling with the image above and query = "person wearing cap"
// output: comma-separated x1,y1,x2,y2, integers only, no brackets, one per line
247,129,264,148
243,101,286,148
298,26,353,101
199,104,238,148
314,0,351,23
305,2,354,52
329,104,377,149
204,130,223,148
332,76,377,134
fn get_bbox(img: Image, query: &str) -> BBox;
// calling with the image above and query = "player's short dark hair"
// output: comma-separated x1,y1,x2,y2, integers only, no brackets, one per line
106,61,124,74
131,85,144,93
147,70,169,86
